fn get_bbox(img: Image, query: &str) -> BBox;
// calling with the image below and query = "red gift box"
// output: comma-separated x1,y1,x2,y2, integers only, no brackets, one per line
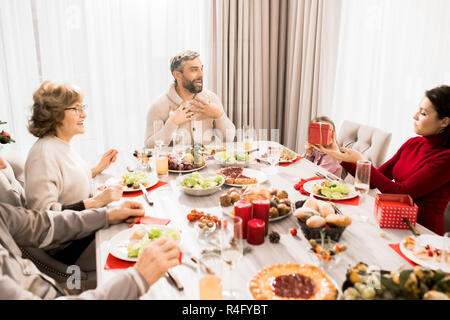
308,122,333,145
374,194,418,229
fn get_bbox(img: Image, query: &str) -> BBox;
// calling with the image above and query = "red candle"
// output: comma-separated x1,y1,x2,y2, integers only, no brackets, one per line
234,200,252,239
247,219,265,245
252,199,270,235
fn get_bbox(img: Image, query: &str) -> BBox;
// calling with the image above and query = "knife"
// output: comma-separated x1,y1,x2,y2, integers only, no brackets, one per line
139,183,153,206
326,173,345,183
315,171,333,182
403,218,425,246
166,270,184,291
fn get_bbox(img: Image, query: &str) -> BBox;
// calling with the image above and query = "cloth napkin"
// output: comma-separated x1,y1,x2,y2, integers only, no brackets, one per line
294,176,360,206
104,216,171,270
279,155,303,167
388,243,417,267
122,180,168,198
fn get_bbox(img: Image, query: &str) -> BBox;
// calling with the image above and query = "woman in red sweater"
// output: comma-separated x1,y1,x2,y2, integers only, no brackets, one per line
315,85,450,235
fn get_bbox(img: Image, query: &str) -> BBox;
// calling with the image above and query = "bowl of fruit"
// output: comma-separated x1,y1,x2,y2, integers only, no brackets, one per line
168,152,206,173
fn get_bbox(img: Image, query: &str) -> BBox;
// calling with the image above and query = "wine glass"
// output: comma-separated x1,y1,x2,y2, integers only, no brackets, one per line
172,130,187,174
220,215,244,300
139,147,152,171
265,143,282,175
153,120,164,147
354,159,371,222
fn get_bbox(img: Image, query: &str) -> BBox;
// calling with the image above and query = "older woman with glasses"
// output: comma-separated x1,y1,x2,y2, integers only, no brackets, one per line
25,81,122,213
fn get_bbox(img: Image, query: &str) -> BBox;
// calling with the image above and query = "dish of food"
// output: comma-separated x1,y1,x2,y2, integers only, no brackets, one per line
168,146,207,172
257,146,298,163
108,171,159,192
249,263,338,300
342,262,450,300
294,197,351,241
109,225,181,262
216,167,266,186
214,151,254,167
186,209,220,233
400,235,450,273
302,179,358,200
202,144,226,156
176,172,224,196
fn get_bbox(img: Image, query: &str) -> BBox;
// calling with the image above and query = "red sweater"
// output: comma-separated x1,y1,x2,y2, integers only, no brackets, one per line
342,134,450,235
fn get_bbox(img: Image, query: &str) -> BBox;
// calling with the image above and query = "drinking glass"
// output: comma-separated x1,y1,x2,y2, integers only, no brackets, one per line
264,143,282,175
220,215,244,300
138,148,152,171
172,130,188,175
153,120,164,147
154,144,169,179
354,159,372,222
242,124,255,151
197,252,223,300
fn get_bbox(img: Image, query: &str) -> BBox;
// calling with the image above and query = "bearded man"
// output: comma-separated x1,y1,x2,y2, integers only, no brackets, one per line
144,50,235,148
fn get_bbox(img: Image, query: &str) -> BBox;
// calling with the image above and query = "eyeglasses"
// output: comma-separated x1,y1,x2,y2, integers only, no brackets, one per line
65,104,87,115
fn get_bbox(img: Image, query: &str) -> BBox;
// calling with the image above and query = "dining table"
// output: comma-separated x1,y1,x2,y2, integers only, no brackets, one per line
94,142,436,300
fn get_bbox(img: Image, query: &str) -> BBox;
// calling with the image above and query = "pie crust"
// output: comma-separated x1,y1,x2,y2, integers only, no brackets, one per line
249,263,338,300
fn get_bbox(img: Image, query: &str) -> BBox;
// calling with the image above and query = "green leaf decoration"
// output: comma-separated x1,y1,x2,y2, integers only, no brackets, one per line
380,275,400,293
432,269,446,283
399,270,413,288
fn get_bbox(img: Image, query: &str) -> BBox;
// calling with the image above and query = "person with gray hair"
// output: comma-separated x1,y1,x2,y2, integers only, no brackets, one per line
145,50,235,148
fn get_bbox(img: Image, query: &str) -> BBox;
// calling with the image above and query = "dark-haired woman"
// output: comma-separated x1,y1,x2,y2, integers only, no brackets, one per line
315,85,450,235
25,81,122,213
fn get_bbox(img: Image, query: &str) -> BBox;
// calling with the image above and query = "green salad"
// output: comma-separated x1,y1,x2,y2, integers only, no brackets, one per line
215,151,251,163
312,181,351,199
127,227,180,258
181,172,223,189
121,171,150,189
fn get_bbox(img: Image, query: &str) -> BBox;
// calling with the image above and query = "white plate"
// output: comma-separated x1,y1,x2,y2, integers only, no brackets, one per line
399,235,450,273
169,164,207,173
109,225,181,262
223,168,268,187
302,179,359,200
176,174,225,196
256,147,299,164
106,173,159,193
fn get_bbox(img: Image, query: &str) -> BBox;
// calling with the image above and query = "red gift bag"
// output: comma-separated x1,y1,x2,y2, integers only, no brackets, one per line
374,194,418,229
308,122,333,145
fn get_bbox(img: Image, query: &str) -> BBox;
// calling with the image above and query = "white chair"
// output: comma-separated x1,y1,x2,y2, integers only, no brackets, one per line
337,120,392,182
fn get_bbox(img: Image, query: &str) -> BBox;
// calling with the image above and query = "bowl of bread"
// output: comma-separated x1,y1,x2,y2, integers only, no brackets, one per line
294,197,352,241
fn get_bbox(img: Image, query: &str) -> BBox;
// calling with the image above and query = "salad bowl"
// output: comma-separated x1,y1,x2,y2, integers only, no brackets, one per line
214,150,253,167
176,172,225,196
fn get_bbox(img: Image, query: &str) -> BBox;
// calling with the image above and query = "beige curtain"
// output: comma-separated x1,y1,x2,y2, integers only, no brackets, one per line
207,0,341,152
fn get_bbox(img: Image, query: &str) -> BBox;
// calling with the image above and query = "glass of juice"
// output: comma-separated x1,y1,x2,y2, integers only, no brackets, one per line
155,144,169,178
243,124,254,151
197,252,223,300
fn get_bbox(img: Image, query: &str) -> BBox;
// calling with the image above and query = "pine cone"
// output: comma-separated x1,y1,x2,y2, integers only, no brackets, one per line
269,231,280,243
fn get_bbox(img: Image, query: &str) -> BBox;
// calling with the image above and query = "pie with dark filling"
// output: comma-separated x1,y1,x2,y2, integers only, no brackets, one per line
216,167,257,185
249,263,338,300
